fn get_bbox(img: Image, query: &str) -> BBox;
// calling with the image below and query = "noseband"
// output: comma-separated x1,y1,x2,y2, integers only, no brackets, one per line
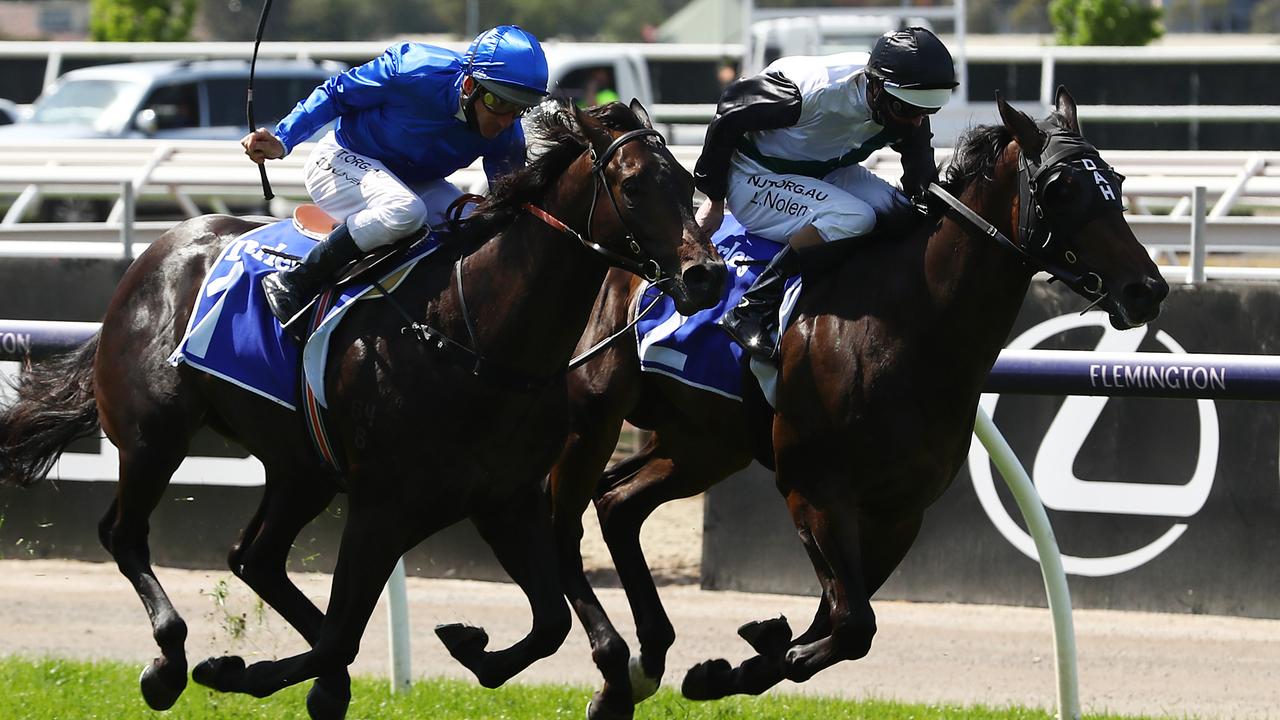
524,127,668,282
1014,131,1126,299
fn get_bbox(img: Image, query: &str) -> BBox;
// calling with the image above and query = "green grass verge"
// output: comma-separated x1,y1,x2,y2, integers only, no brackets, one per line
0,656,1166,720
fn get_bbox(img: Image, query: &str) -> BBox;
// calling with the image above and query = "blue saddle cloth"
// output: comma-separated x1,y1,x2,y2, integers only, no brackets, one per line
636,214,799,402
168,219,441,410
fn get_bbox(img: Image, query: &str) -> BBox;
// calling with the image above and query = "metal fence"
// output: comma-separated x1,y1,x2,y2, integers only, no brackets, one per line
1,140,1277,277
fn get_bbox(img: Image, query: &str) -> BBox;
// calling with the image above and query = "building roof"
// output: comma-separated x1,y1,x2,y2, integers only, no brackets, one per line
658,0,742,44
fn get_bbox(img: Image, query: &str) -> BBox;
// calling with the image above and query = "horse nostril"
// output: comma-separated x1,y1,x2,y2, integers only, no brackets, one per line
681,262,721,298
1121,277,1169,318
1123,282,1148,301
1148,275,1170,302
1124,277,1168,305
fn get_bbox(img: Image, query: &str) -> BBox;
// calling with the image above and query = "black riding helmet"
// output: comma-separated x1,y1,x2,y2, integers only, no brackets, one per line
866,27,958,111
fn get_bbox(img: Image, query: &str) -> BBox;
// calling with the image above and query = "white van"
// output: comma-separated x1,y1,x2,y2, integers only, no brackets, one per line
744,14,933,75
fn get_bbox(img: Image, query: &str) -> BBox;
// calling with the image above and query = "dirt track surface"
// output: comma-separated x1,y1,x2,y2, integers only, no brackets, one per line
3,556,1280,719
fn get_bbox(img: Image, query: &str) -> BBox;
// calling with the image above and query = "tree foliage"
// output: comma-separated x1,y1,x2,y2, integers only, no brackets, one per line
1253,0,1280,32
199,0,685,41
90,0,198,41
1049,0,1163,45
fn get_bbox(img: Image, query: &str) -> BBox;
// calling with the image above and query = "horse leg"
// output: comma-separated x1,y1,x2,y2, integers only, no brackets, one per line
193,495,411,718
436,481,572,689
779,502,923,683
97,436,194,711
682,486,923,699
227,471,349,715
595,434,749,704
550,413,635,719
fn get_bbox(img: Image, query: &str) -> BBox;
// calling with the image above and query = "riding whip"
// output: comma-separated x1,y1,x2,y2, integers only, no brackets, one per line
248,0,275,200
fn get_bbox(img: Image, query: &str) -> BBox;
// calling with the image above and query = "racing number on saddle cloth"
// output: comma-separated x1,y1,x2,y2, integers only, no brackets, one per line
726,165,909,243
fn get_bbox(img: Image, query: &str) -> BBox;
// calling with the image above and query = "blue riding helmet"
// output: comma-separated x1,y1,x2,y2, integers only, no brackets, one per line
464,25,549,108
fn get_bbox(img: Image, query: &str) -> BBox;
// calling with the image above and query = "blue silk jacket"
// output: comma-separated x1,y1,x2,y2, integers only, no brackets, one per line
274,42,524,184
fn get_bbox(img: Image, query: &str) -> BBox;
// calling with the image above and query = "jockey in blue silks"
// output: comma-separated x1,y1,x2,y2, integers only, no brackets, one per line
241,25,549,326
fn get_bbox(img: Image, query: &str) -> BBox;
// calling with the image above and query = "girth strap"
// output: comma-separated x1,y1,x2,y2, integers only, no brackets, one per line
300,285,347,478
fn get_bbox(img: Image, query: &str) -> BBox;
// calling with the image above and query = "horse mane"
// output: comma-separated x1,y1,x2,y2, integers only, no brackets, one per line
941,123,1011,195
941,109,1074,195
453,101,647,246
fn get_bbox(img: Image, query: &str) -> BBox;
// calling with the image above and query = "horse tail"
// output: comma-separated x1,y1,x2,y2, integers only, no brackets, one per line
0,335,101,487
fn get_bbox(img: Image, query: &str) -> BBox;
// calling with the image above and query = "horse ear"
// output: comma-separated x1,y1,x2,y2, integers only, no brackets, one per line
1055,85,1081,134
996,90,1046,159
572,102,615,158
629,98,654,130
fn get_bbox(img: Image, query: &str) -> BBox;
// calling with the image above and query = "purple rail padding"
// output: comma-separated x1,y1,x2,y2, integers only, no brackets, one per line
5,321,1280,401
0,320,100,362
987,349,1280,401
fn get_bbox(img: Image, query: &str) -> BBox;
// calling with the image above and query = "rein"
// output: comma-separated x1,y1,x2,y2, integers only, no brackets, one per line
524,127,667,282
395,125,674,389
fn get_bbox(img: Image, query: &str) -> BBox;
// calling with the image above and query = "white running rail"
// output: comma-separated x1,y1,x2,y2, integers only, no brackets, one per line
2,140,1278,265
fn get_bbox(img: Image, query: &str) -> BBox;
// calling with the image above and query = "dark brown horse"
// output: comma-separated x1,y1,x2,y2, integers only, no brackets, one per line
0,101,723,719
549,88,1169,719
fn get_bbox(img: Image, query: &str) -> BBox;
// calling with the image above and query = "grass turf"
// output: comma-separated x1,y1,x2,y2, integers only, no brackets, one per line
0,656,1166,720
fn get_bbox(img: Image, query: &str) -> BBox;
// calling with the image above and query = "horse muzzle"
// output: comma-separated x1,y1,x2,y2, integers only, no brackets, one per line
671,256,727,315
1109,274,1169,329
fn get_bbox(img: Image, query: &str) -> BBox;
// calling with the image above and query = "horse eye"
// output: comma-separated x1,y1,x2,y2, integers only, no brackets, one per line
621,178,642,202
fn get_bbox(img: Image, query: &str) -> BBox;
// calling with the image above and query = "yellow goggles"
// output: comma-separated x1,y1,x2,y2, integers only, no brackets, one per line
480,91,530,118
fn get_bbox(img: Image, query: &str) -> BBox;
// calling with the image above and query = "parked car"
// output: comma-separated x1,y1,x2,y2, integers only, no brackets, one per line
0,58,346,141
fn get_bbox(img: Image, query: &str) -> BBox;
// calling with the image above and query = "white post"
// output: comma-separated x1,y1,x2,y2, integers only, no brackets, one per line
42,50,62,94
954,0,968,103
1040,54,1056,109
386,556,412,694
1190,185,1206,285
973,408,1081,720
120,181,135,261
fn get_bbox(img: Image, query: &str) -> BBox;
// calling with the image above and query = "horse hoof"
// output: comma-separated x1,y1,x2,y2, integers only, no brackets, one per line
737,615,793,657
138,658,188,710
192,655,246,692
627,656,660,703
435,624,490,673
306,678,352,720
680,658,733,701
781,645,822,683
586,691,634,720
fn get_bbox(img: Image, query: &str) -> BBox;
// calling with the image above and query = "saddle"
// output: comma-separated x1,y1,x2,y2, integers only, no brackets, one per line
289,204,430,293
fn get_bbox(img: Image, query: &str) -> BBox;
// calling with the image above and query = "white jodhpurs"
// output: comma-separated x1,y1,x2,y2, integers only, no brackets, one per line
724,162,910,243
303,131,465,252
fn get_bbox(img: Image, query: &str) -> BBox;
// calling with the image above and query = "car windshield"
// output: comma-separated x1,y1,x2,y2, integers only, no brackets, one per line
30,79,133,125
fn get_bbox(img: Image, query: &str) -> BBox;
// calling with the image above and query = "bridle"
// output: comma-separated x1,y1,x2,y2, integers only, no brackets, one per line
523,127,669,282
1015,130,1126,301
928,126,1127,310
391,124,678,389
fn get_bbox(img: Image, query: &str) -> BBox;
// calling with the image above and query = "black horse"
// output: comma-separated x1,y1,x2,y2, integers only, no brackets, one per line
547,88,1169,718
0,101,724,718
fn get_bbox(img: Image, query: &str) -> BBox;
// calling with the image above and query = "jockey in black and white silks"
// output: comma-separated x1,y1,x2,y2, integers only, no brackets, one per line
694,27,958,362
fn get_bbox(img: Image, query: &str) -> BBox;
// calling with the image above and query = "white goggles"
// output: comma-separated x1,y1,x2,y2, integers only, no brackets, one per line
882,82,953,111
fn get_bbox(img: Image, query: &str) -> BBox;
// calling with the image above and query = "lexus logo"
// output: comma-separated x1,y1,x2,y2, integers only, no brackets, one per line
968,313,1219,577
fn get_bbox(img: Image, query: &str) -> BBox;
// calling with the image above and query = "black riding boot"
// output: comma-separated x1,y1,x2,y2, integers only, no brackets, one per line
719,246,801,362
262,223,362,327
